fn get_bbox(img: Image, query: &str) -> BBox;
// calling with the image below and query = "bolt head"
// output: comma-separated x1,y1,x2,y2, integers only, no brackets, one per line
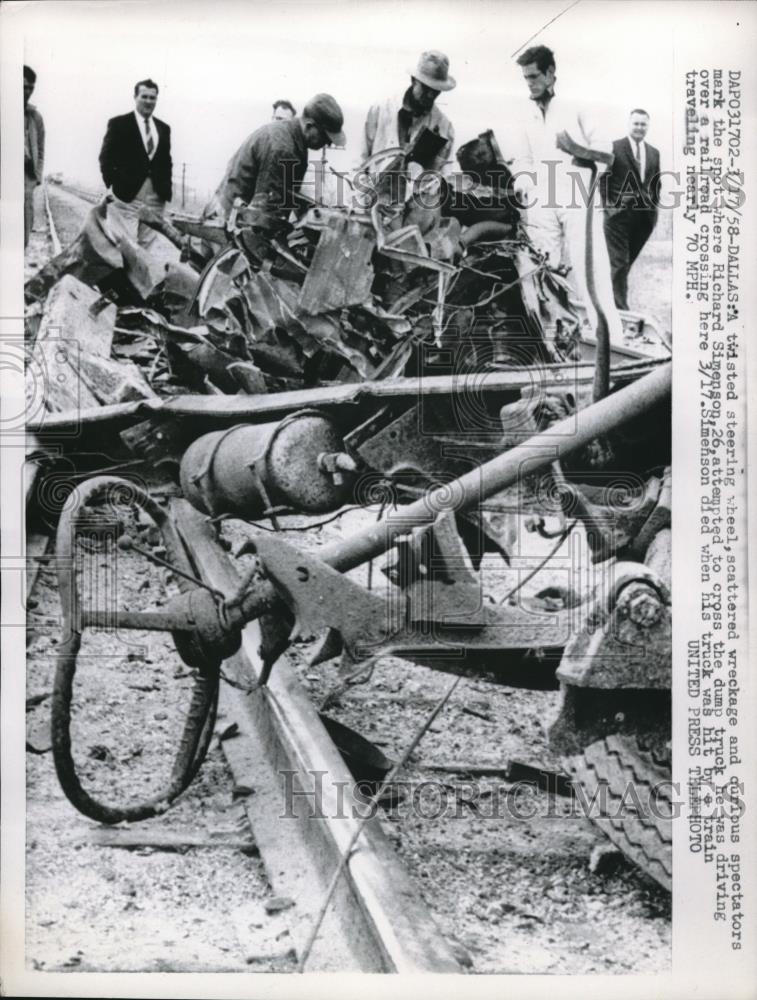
627,591,663,627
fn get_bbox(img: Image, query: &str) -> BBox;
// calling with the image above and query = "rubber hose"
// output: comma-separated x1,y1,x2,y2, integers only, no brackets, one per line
459,220,513,248
50,476,221,824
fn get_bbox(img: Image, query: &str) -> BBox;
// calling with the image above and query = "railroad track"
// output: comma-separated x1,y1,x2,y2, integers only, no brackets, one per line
25,484,672,974
42,184,62,256
173,501,462,972
28,184,460,968
57,182,100,206
24,186,671,975
41,182,94,249
24,494,463,973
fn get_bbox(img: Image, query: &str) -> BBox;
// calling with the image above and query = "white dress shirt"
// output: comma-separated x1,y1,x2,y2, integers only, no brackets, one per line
630,136,646,180
510,92,611,202
134,111,158,158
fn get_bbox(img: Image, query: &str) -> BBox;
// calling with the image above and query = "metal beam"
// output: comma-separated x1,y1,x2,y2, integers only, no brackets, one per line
27,359,664,433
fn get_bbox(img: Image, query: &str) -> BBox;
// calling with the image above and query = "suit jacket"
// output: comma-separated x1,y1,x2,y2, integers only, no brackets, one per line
25,104,45,183
604,136,660,213
99,112,172,203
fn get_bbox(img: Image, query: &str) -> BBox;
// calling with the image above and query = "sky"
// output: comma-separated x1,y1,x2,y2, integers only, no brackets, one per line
11,0,680,204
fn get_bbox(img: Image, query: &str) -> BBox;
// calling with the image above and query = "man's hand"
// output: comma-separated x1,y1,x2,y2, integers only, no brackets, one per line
95,193,114,220
137,205,164,228
512,171,536,208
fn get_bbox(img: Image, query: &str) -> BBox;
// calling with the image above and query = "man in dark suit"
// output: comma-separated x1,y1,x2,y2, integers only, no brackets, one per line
99,78,172,248
603,109,661,311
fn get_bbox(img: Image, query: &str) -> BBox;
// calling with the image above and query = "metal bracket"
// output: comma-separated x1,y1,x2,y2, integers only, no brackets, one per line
249,522,571,678
556,560,671,690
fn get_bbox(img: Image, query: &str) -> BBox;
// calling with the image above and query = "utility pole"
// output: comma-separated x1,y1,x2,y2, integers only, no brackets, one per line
181,163,187,209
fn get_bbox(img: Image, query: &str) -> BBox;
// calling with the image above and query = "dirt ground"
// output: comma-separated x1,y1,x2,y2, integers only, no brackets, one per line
26,528,298,973
22,185,672,976
25,500,671,975
629,235,673,340
24,186,289,972
228,507,672,975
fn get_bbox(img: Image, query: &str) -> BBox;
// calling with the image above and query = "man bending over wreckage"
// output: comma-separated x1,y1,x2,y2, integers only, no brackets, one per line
202,93,346,240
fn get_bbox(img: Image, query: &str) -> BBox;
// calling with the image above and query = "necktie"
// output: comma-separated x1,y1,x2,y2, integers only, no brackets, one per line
145,120,154,157
634,140,641,169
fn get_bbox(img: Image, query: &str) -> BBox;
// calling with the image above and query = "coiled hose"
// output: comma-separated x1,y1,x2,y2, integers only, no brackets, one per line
51,476,220,823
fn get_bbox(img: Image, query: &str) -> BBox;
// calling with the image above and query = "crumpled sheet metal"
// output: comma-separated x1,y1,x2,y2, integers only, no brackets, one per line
514,248,580,346
67,198,171,300
297,214,376,315
24,198,168,304
198,248,411,383
194,236,581,390
90,194,584,397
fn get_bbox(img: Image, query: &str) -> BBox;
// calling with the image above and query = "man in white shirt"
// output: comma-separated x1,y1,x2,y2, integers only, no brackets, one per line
99,78,173,249
510,46,623,346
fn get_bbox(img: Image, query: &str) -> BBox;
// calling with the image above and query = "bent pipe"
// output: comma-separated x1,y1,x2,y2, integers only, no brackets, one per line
555,129,613,402
316,362,671,573
235,362,672,625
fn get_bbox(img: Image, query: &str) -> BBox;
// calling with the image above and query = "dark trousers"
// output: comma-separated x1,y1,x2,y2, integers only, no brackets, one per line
24,176,37,249
603,207,657,311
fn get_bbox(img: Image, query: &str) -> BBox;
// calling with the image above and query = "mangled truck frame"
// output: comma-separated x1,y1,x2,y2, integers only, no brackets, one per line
26,129,673,891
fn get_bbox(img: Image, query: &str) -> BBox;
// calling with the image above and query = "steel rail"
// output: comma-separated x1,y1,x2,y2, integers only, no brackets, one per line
58,182,100,205
173,500,464,973
42,182,62,256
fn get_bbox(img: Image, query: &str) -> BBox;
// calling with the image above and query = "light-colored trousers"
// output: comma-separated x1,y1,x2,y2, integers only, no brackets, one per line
524,182,623,345
107,177,165,249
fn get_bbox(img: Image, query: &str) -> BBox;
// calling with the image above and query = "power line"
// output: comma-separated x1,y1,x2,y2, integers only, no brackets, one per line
511,0,582,57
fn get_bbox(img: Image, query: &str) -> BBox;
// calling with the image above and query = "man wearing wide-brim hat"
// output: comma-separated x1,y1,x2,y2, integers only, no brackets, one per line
204,92,346,229
359,50,456,178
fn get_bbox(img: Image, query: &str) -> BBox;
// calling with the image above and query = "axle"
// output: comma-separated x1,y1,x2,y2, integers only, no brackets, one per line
69,362,672,667
250,361,670,575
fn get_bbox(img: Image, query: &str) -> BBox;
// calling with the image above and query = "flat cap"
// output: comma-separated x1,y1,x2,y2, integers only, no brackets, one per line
303,92,346,146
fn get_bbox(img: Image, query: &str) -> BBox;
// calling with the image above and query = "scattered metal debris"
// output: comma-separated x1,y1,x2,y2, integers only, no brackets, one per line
28,145,672,904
